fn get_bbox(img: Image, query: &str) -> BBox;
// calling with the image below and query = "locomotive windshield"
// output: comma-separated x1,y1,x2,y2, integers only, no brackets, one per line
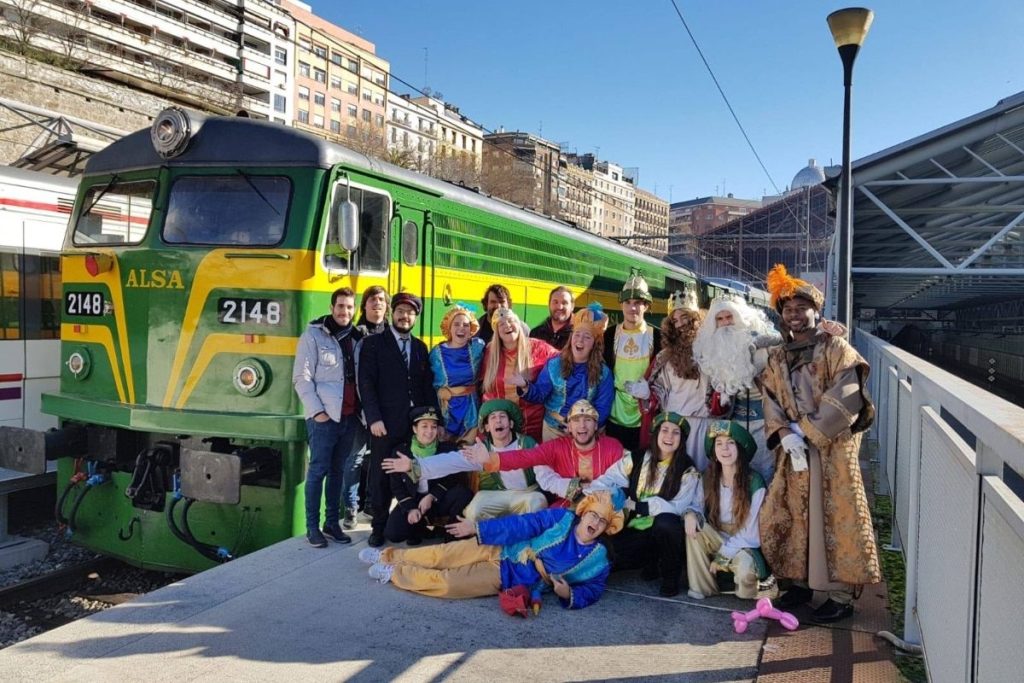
72,179,155,246
163,174,291,246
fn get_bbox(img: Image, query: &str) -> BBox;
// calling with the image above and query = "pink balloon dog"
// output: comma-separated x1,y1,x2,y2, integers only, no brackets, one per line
731,597,799,633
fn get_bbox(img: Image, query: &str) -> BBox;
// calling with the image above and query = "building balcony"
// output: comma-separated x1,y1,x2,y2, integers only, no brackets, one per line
91,0,239,50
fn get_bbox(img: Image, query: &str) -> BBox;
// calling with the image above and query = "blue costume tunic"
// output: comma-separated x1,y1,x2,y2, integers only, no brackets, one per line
478,507,610,609
429,338,484,439
522,356,614,430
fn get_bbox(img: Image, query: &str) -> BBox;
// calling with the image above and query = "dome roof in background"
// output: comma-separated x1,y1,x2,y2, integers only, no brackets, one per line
792,158,826,189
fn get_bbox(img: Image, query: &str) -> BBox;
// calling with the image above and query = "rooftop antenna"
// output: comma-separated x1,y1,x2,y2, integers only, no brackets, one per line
423,47,428,92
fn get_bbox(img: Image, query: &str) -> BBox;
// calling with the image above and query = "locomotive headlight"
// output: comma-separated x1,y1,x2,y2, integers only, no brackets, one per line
233,359,269,396
151,107,192,158
66,348,91,379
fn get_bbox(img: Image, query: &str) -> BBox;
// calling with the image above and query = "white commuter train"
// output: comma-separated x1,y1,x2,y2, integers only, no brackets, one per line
0,166,77,431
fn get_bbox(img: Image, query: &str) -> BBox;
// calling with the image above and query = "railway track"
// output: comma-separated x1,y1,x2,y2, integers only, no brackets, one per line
0,557,121,610
0,556,178,649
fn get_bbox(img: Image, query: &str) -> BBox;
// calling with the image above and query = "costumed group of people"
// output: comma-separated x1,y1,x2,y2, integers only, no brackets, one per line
291,266,880,621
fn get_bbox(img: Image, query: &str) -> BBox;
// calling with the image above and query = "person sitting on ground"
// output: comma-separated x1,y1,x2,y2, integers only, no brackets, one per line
510,304,613,442
585,412,702,597
383,399,548,522
383,407,472,546
684,420,777,601
464,399,623,508
358,490,625,612
481,307,559,443
430,305,486,443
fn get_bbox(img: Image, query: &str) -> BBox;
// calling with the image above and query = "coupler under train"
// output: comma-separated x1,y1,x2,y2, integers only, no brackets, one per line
1,423,304,573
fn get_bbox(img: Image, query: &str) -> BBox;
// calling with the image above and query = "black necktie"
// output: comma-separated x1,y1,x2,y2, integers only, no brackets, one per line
400,337,410,367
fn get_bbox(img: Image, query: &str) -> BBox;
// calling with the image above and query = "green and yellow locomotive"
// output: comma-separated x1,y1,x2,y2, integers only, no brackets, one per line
0,109,761,572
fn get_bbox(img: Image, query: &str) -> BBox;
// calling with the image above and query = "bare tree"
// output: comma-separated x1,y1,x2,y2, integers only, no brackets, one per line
1,0,45,55
428,143,480,188
480,149,538,209
48,0,88,65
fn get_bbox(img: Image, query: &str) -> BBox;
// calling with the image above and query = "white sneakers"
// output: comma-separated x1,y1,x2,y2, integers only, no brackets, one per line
368,563,393,584
358,547,382,565
687,589,706,600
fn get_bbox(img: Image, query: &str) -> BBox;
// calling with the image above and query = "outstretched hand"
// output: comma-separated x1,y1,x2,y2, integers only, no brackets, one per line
461,438,490,466
445,515,476,538
382,452,413,474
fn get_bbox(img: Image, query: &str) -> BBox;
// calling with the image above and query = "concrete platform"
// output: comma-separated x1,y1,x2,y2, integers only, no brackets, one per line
0,529,779,682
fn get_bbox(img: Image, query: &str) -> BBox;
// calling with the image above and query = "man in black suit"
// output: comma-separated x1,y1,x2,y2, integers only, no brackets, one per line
357,292,438,547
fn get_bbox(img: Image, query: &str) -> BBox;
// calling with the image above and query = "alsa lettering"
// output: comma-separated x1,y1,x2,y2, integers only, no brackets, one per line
125,269,184,289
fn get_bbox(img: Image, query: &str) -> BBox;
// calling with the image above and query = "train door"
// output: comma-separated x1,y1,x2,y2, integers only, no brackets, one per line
391,204,433,338
0,217,63,430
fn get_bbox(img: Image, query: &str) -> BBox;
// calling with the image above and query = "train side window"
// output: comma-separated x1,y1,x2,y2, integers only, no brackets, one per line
73,180,155,246
325,183,389,273
401,220,418,266
0,251,21,340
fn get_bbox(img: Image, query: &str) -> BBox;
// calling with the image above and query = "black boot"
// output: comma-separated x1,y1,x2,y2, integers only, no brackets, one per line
811,599,854,623
777,584,814,608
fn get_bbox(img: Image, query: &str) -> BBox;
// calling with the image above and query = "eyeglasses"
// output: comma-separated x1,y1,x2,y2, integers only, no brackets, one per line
581,510,610,528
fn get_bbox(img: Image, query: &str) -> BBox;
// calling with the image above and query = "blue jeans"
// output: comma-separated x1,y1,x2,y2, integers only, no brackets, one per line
305,415,359,531
342,423,368,514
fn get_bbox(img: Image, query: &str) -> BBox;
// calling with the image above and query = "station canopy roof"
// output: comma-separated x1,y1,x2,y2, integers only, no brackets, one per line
850,90,1024,311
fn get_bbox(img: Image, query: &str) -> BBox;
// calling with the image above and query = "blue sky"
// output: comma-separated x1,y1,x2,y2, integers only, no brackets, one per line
312,1,1022,203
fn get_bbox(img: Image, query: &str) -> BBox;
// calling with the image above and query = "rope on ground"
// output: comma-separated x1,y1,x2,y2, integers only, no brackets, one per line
876,630,924,656
604,587,738,613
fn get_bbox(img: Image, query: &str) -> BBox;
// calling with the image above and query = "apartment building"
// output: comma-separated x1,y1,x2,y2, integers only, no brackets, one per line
482,131,562,216
0,0,294,118
633,187,669,258
567,153,635,240
560,160,593,231
276,0,388,144
386,93,436,169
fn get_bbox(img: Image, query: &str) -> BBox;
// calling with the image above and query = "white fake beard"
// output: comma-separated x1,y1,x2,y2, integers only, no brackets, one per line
694,325,759,398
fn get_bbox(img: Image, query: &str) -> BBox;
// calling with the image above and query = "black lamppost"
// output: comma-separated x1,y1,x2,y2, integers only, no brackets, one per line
827,7,873,329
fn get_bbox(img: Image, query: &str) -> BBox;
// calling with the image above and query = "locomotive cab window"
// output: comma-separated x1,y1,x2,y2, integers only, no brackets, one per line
325,182,389,272
72,179,155,246
163,174,290,246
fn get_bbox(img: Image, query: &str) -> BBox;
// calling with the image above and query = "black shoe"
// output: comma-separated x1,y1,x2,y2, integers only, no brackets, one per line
777,585,814,608
322,524,352,544
715,571,736,594
306,528,328,548
640,564,660,581
342,511,357,531
406,536,422,546
811,599,854,623
659,580,680,597
368,531,385,548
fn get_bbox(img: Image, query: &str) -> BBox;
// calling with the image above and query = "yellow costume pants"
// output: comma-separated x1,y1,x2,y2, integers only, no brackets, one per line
381,539,502,598
685,524,760,600
463,490,548,521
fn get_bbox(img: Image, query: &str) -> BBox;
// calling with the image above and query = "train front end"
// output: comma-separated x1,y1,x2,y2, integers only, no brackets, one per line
19,110,338,572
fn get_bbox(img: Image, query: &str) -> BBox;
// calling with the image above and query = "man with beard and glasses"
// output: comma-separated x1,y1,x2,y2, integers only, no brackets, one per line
602,274,661,454
642,289,712,469
692,293,782,481
758,264,879,624
292,287,362,547
464,400,624,509
358,292,438,547
530,286,575,350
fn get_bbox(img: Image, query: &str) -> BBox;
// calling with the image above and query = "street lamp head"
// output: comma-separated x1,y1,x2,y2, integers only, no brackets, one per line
827,7,874,49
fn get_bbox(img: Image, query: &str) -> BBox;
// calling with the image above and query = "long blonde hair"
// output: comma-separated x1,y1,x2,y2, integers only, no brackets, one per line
482,308,531,394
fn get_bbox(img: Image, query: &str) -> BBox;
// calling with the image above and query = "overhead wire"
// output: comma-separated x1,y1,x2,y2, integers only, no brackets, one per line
666,0,826,279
